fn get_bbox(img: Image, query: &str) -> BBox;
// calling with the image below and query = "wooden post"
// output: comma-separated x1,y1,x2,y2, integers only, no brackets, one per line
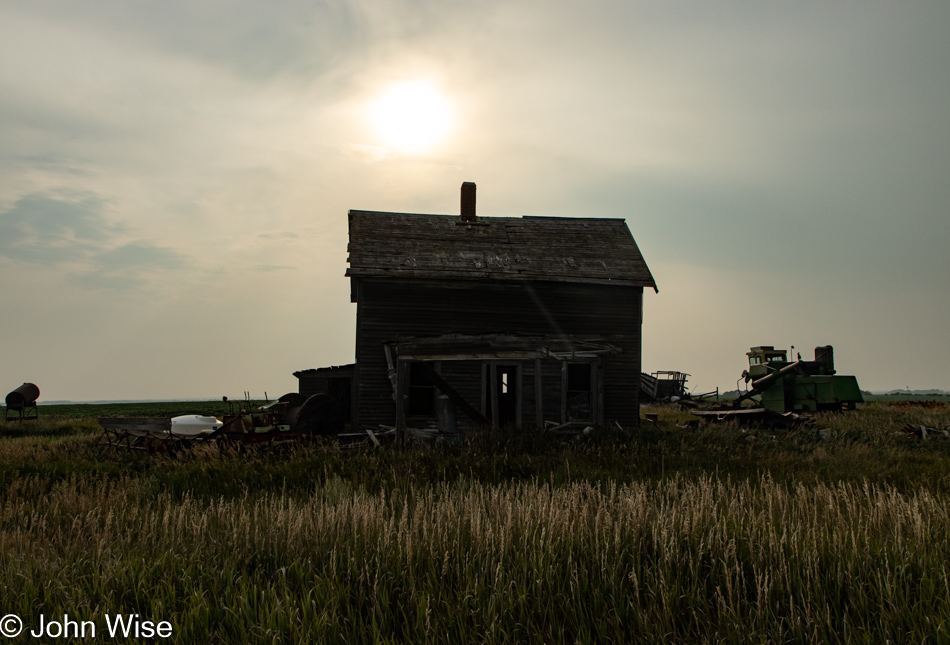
516,364,523,427
593,359,603,425
489,360,499,429
395,360,408,443
383,344,398,400
534,358,543,430
480,363,488,417
560,361,568,423
598,360,606,425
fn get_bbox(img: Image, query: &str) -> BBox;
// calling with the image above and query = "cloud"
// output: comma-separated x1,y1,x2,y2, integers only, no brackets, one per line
342,144,395,163
252,264,297,273
14,153,90,176
0,193,188,290
0,193,121,263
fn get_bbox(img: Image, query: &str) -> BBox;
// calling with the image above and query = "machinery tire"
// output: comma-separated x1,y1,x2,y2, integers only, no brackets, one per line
293,394,345,436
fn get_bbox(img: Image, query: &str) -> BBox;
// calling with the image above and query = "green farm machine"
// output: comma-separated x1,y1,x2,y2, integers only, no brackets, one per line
732,345,863,413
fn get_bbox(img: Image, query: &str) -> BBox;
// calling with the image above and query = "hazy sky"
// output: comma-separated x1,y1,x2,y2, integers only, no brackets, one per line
1,0,948,401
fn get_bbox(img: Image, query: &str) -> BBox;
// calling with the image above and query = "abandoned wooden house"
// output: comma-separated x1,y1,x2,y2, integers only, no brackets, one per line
296,182,656,437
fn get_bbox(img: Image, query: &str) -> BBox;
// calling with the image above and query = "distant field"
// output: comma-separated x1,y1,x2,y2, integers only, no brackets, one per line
26,399,250,419
1,402,948,643
864,392,950,401
718,390,949,402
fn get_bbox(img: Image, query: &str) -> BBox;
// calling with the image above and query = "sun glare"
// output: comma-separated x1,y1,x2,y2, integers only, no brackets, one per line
370,81,452,154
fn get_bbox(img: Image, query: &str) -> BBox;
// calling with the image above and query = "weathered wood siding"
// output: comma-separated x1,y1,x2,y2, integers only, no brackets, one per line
297,376,329,398
353,278,642,429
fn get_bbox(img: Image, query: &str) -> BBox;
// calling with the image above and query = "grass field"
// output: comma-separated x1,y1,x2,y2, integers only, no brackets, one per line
1,402,949,643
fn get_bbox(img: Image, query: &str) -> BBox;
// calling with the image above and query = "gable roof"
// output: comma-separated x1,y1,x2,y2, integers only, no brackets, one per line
345,210,657,290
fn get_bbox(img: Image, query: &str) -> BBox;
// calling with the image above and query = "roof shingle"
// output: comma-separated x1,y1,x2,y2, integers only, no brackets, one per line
346,211,657,290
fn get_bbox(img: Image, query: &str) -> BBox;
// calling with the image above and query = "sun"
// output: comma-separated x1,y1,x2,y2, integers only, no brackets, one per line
369,81,452,154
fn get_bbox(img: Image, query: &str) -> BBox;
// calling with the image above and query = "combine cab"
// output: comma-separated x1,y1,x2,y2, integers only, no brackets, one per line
735,345,863,413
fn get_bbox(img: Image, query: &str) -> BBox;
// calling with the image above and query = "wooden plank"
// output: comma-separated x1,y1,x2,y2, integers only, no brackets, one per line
560,362,568,423
396,351,541,361
595,358,605,425
534,358,543,430
383,343,398,399
516,364,523,427
480,363,488,417
490,361,499,429
394,361,408,443
365,427,380,446
415,361,491,427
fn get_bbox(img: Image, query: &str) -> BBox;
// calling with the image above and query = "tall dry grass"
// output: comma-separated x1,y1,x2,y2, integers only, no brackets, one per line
2,473,948,643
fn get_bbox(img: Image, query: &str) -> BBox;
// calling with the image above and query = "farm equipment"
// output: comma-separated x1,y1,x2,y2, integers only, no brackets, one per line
640,371,719,405
216,393,346,444
640,371,689,402
692,345,863,425
96,391,352,452
97,415,223,451
733,345,863,413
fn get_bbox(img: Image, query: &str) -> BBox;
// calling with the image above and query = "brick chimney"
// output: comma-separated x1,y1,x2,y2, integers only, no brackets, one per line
460,182,476,222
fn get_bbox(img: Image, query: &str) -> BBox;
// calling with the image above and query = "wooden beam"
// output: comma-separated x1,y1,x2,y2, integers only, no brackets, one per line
383,344,398,400
415,362,492,427
365,427,380,447
394,351,541,361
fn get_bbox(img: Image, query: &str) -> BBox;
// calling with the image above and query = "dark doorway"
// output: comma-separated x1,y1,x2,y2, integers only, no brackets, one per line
407,362,435,416
326,377,352,423
566,363,592,421
485,364,519,427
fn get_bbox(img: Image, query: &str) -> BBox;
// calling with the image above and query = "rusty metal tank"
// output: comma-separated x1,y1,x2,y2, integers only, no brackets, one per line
5,383,40,410
5,383,40,421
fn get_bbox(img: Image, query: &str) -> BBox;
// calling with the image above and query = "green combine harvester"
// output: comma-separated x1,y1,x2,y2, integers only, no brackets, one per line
732,345,863,413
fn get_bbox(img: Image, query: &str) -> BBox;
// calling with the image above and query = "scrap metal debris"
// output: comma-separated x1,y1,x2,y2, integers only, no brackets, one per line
899,424,950,440
690,408,809,428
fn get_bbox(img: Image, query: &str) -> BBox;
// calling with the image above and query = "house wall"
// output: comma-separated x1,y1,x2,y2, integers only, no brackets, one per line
353,278,643,429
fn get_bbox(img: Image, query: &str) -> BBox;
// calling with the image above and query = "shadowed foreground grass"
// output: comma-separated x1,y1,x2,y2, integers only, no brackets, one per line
0,402,948,643
2,475,948,644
